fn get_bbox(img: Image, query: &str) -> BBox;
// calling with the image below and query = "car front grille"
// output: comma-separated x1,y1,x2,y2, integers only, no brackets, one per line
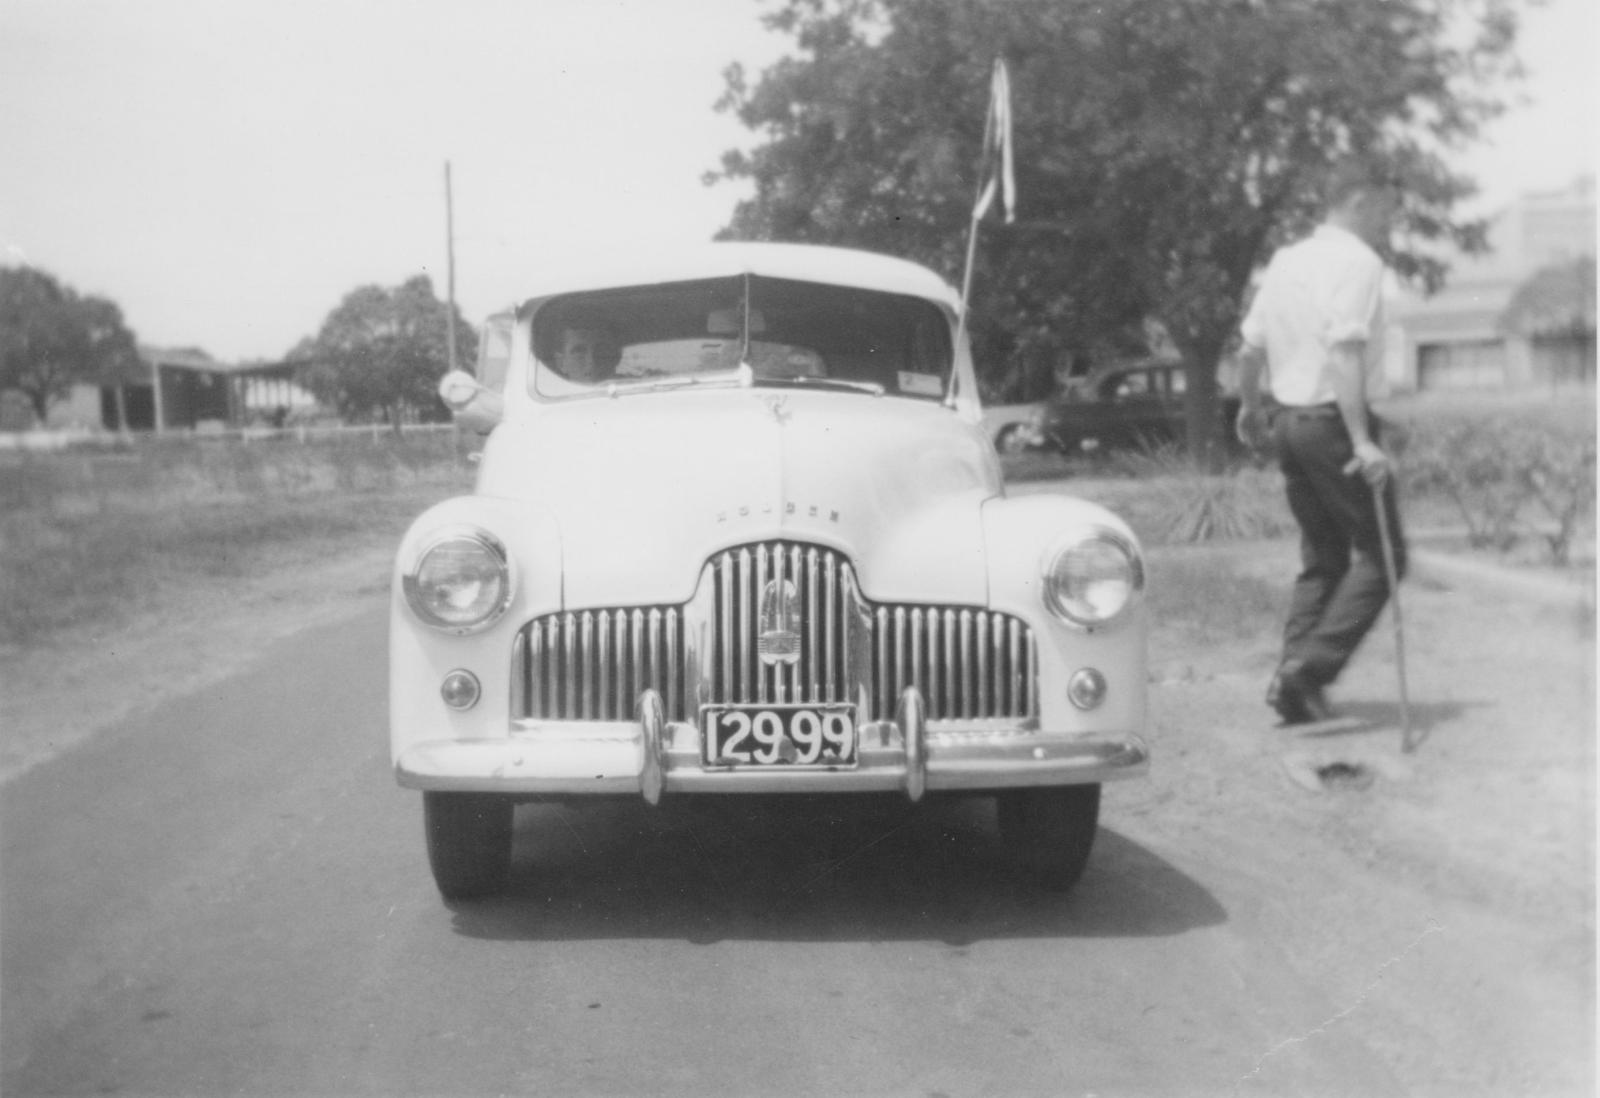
870,604,1036,724
513,540,1037,724
512,606,687,722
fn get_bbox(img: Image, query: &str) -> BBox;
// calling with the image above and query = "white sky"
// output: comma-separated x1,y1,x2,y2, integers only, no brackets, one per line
1,0,1593,363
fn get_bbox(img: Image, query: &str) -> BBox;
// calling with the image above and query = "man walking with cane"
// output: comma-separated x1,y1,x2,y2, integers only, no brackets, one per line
1235,160,1407,726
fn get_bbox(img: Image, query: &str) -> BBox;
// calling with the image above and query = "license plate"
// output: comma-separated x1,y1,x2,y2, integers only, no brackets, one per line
701,705,857,768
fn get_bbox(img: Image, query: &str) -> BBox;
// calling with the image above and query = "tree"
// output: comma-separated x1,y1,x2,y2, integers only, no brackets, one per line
709,0,1520,463
1501,257,1597,341
0,267,140,424
293,275,476,430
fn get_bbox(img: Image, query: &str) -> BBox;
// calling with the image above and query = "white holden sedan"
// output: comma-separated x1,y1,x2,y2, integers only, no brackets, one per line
393,242,1149,900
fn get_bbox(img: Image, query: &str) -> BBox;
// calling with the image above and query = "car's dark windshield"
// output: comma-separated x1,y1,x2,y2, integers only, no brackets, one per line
530,275,952,400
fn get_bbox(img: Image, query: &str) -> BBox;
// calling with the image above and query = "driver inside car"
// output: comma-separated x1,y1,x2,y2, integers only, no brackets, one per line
551,326,621,383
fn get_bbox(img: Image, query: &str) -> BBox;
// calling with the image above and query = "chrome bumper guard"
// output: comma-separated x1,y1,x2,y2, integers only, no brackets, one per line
396,688,1149,801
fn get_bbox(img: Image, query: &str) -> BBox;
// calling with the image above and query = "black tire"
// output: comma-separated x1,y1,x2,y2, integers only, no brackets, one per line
995,424,1032,454
423,792,514,900
996,784,1101,892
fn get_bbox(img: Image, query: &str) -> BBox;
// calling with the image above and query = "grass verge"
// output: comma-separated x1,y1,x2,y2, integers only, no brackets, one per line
0,433,473,648
1143,545,1286,646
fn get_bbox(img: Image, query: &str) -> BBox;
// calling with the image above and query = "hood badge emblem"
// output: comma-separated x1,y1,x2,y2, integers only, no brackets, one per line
716,501,842,525
758,578,802,666
764,395,792,425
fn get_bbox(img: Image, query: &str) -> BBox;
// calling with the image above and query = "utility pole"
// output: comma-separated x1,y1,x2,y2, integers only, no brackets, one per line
445,160,458,374
151,357,166,434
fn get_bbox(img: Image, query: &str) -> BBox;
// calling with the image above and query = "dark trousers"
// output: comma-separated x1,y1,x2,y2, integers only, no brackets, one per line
1273,407,1406,688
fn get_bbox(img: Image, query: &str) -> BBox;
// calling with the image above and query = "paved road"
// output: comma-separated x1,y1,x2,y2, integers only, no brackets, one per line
3,606,1408,1097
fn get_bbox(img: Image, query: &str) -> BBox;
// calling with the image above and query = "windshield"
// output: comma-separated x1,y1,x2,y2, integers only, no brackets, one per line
530,275,951,400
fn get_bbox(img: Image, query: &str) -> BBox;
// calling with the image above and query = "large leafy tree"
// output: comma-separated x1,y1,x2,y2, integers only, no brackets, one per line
1501,257,1597,342
0,267,141,424
709,0,1520,461
293,275,476,430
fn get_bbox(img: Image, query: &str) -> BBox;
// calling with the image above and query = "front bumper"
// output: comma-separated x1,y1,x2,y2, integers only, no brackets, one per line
395,688,1148,802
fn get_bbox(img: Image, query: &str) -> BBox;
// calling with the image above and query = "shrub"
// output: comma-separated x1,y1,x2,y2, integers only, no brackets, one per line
1111,443,1296,545
1401,407,1596,565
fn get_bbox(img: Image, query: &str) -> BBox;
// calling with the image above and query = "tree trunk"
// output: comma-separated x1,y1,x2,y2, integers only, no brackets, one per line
27,383,52,426
1180,330,1231,473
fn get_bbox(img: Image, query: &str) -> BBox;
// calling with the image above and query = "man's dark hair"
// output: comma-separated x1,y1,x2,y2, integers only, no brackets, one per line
1322,159,1399,209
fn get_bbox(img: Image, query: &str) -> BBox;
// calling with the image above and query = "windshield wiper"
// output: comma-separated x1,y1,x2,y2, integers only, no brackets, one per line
757,375,886,396
604,371,745,396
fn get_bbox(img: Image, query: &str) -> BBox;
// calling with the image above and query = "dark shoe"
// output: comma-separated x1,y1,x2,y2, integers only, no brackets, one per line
1268,665,1334,725
1291,680,1335,724
1266,666,1305,722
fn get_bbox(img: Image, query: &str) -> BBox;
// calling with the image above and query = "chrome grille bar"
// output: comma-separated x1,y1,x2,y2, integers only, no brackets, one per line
738,548,753,704
754,546,768,704
943,609,957,717
823,552,837,704
719,554,733,703
806,547,820,703
664,607,679,719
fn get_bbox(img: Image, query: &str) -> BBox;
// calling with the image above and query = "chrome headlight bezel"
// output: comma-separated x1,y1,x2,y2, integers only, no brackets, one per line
402,526,514,635
1041,526,1145,630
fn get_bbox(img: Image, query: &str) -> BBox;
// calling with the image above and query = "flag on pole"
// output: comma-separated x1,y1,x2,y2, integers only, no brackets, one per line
972,58,1015,224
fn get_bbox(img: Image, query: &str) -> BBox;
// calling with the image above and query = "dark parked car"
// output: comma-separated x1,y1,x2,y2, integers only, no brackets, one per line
1032,360,1243,456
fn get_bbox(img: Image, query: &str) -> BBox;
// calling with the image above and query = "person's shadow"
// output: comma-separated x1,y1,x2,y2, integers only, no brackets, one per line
448,794,1226,945
1288,697,1481,742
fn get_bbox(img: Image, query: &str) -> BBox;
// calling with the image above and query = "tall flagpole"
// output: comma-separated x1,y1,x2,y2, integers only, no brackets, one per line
445,161,458,375
955,205,984,352
953,59,1013,404
955,67,999,354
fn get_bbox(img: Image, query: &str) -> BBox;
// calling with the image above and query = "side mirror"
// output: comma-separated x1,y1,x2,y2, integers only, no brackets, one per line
438,370,504,434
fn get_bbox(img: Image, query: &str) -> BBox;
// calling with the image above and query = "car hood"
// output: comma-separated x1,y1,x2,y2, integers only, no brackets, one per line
476,388,1001,608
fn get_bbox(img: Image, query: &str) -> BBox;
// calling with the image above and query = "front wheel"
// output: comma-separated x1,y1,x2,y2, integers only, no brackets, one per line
997,784,1101,892
423,792,514,900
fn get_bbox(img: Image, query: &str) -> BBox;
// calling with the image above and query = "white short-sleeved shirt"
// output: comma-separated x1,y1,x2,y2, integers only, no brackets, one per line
1239,224,1386,407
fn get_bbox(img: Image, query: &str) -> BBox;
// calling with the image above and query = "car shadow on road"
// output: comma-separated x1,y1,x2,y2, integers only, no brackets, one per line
447,795,1226,945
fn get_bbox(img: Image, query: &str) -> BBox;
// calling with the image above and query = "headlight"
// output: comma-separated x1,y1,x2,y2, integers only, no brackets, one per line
402,528,512,633
1042,528,1144,629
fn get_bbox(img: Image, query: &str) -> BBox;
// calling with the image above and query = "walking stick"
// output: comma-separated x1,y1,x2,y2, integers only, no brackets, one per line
1371,479,1418,752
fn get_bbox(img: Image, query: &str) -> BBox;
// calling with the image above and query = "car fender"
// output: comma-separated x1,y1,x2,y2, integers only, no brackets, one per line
389,495,563,764
981,493,1147,734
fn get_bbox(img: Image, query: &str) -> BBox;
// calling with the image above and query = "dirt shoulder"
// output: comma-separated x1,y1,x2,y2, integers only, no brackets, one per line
1131,539,1595,1095
0,547,393,785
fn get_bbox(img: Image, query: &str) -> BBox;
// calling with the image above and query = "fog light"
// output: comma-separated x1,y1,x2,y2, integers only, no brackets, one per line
440,669,481,711
1067,668,1107,711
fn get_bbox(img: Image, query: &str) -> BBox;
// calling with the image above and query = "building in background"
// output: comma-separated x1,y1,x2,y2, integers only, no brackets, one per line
49,347,320,432
1384,176,1596,393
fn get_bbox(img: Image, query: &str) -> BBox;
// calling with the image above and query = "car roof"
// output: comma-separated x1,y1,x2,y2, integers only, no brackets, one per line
514,242,961,312
1074,358,1175,384
1100,358,1174,375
